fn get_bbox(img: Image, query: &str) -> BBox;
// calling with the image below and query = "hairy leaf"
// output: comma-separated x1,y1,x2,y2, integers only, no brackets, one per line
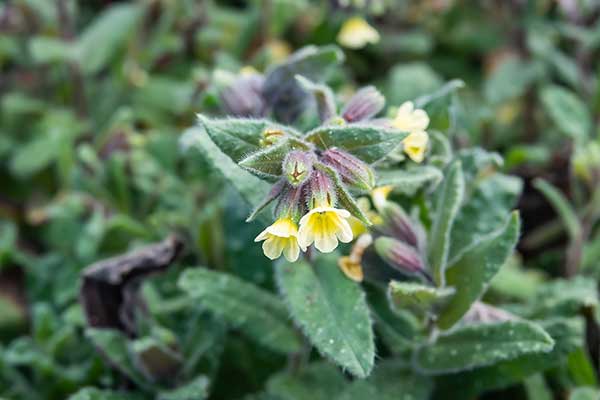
414,320,554,374
305,125,408,164
437,212,521,329
376,166,442,196
178,268,301,354
429,161,464,286
275,254,375,378
388,281,454,313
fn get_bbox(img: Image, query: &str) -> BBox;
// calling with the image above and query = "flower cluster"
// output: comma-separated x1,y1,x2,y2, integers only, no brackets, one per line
254,147,374,262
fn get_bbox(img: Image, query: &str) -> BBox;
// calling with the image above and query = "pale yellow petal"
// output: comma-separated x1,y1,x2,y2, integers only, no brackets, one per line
283,239,300,262
262,237,284,260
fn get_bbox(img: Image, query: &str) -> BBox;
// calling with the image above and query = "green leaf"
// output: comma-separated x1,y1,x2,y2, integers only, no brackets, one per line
85,328,147,386
29,37,75,64
275,253,375,378
414,79,465,108
157,376,210,400
570,387,600,400
386,62,443,105
484,58,541,104
177,268,301,354
540,85,591,140
533,178,581,240
437,212,521,330
181,127,270,220
239,137,311,180
9,135,62,178
68,387,143,400
336,361,433,400
75,4,143,75
429,161,465,286
197,116,270,163
435,318,584,397
448,173,522,265
266,362,347,400
526,276,598,318
414,320,554,374
376,165,443,196
305,125,408,164
388,281,454,314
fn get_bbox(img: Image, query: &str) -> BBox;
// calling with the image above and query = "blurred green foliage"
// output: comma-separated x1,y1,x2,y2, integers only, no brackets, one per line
1,0,599,399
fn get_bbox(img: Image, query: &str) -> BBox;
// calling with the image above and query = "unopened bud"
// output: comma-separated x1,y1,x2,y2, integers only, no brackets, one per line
374,236,426,276
322,148,375,191
377,202,422,249
220,74,266,117
283,151,315,187
307,169,337,209
573,142,600,184
342,86,385,123
274,183,306,221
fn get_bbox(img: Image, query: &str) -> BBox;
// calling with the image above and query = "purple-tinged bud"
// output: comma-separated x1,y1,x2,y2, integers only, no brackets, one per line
321,147,375,191
220,74,266,117
307,169,337,209
342,86,385,123
377,202,423,250
282,151,315,187
274,183,306,221
374,236,426,277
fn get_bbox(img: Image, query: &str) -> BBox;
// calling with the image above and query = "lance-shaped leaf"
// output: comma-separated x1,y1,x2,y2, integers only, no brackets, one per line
448,173,522,265
180,127,270,221
275,253,375,378
197,115,297,163
157,376,210,400
178,268,301,354
318,163,371,225
540,85,591,141
429,161,464,286
266,362,347,400
414,320,554,375
437,212,521,330
239,137,311,180
304,125,408,164
376,166,442,196
388,281,454,314
295,75,337,122
435,318,584,397
337,361,433,400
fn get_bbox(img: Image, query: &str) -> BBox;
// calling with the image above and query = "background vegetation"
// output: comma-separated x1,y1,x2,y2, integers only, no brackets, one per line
1,0,599,399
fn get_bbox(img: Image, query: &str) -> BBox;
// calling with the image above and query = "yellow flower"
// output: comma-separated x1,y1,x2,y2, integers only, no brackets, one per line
338,234,372,282
337,17,380,49
348,197,381,237
255,217,305,262
392,102,430,163
298,206,353,253
371,185,393,211
402,131,429,163
392,101,429,132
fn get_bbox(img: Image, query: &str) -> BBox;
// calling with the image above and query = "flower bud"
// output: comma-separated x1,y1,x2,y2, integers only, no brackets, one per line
377,202,424,250
307,169,337,209
342,86,385,123
274,183,306,221
321,148,375,191
282,151,315,187
220,74,266,117
374,236,426,276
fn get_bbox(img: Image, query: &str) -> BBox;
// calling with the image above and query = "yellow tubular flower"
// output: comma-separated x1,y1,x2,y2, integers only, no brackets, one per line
371,185,393,211
298,207,353,253
255,217,305,262
392,101,430,163
338,233,373,282
337,17,380,49
402,131,429,163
